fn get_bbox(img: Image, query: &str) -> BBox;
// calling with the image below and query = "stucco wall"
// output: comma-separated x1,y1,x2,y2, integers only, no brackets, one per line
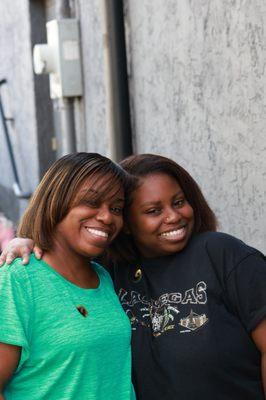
77,0,108,154
124,0,266,253
0,0,265,252
0,0,39,222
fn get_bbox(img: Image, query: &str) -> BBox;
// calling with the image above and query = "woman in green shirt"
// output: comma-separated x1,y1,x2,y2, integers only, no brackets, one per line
0,152,135,400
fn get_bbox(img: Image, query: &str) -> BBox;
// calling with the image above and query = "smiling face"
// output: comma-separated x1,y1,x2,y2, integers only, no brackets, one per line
53,176,124,259
126,173,194,258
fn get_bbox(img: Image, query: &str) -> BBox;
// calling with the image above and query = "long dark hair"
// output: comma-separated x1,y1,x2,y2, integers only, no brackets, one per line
108,153,217,264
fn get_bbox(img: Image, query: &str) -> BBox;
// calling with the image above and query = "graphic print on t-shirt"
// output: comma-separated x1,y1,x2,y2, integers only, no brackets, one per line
118,281,208,337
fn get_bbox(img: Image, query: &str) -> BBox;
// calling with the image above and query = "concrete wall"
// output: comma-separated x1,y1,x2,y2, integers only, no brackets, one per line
124,0,266,253
77,0,108,154
0,0,39,222
0,0,265,253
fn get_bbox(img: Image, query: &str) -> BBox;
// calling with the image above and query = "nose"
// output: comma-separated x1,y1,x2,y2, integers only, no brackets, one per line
164,207,181,224
95,204,113,225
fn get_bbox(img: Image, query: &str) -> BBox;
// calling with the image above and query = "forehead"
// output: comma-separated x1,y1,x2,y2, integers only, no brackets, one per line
133,173,182,201
76,173,124,200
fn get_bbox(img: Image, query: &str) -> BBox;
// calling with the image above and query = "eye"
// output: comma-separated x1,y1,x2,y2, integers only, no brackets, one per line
82,199,99,208
145,208,161,215
110,206,123,215
173,198,185,208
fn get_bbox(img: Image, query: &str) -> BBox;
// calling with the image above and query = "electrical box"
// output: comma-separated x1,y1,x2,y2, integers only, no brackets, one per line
33,19,83,98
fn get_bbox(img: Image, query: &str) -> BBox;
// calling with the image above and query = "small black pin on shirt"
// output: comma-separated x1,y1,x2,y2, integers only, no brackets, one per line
134,268,142,282
76,305,88,317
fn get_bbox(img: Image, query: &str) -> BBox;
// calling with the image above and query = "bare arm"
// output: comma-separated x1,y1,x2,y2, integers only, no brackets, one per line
251,318,266,398
0,238,42,266
0,343,21,397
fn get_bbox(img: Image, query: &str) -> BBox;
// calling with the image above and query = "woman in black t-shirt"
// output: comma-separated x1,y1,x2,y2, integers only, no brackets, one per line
1,153,266,400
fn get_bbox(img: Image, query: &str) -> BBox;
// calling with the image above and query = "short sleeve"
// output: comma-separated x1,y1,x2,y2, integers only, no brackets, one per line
0,262,32,370
225,252,266,332
92,261,115,288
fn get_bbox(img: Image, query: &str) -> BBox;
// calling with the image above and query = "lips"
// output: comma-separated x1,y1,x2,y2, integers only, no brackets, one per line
159,226,187,240
84,226,112,242
85,227,109,238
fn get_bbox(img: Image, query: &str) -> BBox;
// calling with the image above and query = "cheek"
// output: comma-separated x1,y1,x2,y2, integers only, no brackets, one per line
126,216,144,237
184,205,194,220
115,216,124,232
127,211,159,236
136,217,158,236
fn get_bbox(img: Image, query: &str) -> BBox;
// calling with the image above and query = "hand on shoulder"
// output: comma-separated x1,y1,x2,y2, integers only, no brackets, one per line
0,238,42,266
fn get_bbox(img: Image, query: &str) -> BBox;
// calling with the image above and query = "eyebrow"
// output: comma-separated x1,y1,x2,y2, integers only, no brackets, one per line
140,190,184,207
111,198,125,203
139,201,160,208
79,189,124,203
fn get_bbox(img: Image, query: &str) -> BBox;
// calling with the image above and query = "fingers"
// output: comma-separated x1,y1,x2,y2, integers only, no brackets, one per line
0,238,35,266
0,247,39,266
6,251,17,265
13,245,32,265
21,249,31,265
0,250,8,266
33,246,43,260
0,250,16,265
1,249,30,265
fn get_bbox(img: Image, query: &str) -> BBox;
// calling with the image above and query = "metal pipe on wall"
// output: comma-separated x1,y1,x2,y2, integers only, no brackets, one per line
54,0,76,156
100,0,132,161
55,0,72,18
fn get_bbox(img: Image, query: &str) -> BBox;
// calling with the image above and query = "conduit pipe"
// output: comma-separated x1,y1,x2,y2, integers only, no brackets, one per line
55,0,76,155
100,0,132,161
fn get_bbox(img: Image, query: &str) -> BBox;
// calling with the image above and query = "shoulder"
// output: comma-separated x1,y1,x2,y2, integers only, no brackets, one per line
191,231,265,275
0,258,28,282
91,261,114,286
0,258,34,305
0,255,44,286
193,231,260,256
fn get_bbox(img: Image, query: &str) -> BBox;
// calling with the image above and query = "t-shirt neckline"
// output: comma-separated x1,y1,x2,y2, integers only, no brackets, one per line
31,254,102,293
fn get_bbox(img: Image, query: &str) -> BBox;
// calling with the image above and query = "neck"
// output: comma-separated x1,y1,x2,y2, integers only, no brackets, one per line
43,245,99,289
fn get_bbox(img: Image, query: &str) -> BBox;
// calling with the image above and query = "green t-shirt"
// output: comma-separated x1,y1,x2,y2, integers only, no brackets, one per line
0,255,135,400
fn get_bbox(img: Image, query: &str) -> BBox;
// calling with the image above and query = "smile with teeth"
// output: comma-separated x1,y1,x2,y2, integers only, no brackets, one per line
159,227,186,238
85,228,109,238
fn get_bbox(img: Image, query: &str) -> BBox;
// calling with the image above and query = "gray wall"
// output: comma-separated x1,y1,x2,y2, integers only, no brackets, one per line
0,0,265,253
0,0,39,221
77,0,108,154
124,0,266,253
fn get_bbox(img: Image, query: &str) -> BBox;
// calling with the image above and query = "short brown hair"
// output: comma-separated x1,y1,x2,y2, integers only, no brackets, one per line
109,153,217,263
17,152,129,251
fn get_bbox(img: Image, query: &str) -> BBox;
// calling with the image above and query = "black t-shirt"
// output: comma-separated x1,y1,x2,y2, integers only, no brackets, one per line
112,232,266,400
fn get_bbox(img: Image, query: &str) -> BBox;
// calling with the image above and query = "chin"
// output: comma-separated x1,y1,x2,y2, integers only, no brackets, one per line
80,246,106,258
163,241,188,255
